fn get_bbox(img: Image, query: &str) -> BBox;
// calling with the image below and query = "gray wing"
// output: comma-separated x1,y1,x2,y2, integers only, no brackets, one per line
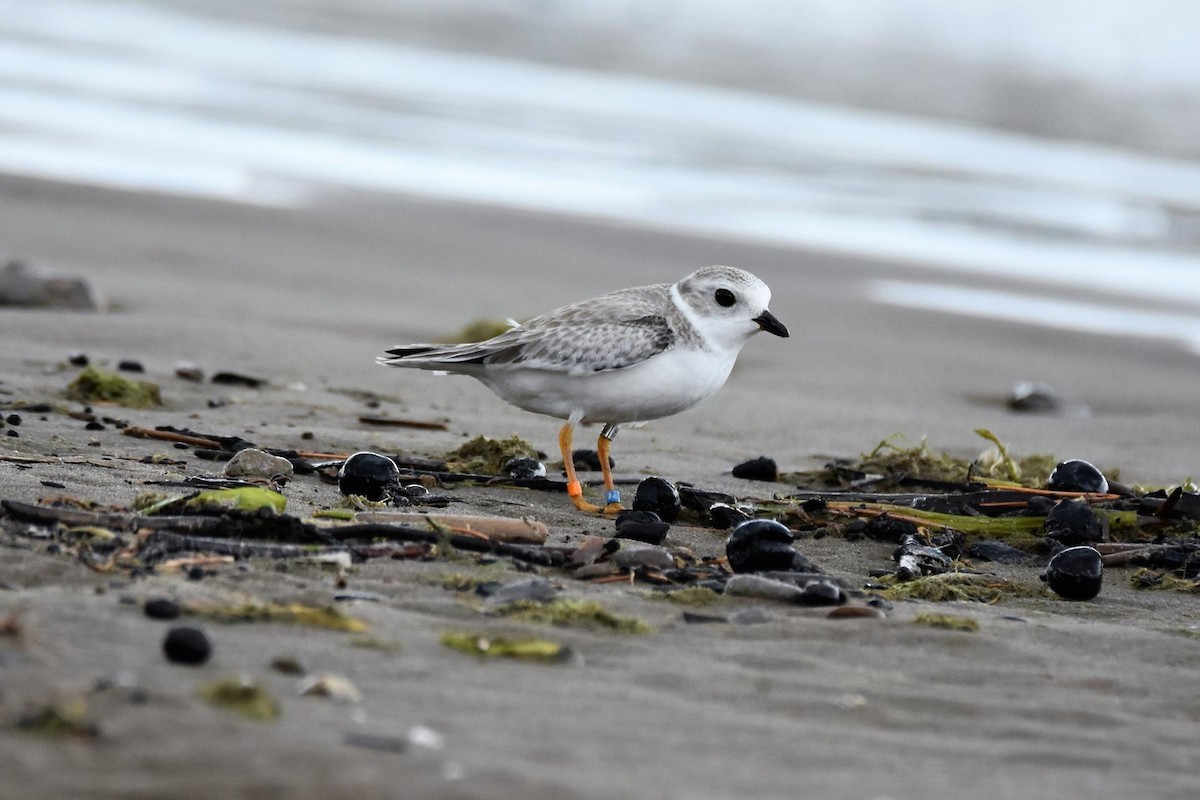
379,285,677,376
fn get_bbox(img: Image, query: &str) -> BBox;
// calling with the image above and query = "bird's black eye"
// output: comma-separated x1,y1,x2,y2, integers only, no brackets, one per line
714,288,736,307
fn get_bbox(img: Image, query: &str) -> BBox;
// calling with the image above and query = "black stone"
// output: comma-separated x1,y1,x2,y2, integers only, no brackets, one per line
1007,382,1061,413
726,519,796,573
6,429,18,438
1046,459,1108,494
338,451,401,501
5,414,20,426
144,598,182,620
571,449,612,471
795,580,845,606
732,456,778,482
968,539,1033,564
117,359,144,373
1043,499,1108,546
67,352,89,366
85,421,105,431
504,457,546,480
1041,546,1103,601
186,566,205,581
632,477,681,523
614,509,670,546
162,626,212,665
708,502,751,529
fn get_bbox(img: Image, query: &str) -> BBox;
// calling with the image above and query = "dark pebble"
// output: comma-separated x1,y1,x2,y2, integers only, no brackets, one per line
5,429,18,438
708,502,752,529
632,476,681,523
1046,459,1108,494
614,509,670,546
731,456,778,482
795,580,845,606
338,451,401,501
210,371,267,388
162,626,212,665
865,595,894,612
726,519,796,573
1007,382,1061,413
85,420,105,431
144,598,182,620
1043,499,1108,546
1041,546,1103,601
67,352,89,366
117,359,144,373
967,539,1033,564
863,513,919,543
5,414,20,425
187,566,205,581
571,449,612,471
503,456,546,480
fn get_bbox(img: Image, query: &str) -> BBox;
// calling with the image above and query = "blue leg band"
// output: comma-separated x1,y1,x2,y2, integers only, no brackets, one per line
605,489,621,505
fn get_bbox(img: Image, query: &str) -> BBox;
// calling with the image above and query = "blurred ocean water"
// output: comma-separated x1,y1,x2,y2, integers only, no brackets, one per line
1,0,1198,352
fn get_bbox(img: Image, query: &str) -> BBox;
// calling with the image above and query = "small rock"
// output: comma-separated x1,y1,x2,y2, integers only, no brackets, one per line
5,414,20,426
223,448,295,481
729,607,773,625
612,542,676,571
338,451,400,500
210,371,267,388
298,673,362,704
967,539,1033,564
614,509,670,546
174,361,205,382
483,576,558,606
117,359,144,373
1043,498,1108,546
828,606,886,620
503,457,546,480
0,259,99,310
796,580,845,606
632,477,681,523
863,514,919,543
731,456,778,482
143,598,182,620
1046,459,1108,494
724,574,805,603
162,626,212,665
67,351,89,366
708,503,752,529
725,519,796,573
1007,381,1062,413
1041,545,1103,601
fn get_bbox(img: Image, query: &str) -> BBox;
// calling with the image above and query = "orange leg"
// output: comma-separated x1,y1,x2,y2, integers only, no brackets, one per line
596,423,624,514
558,422,601,513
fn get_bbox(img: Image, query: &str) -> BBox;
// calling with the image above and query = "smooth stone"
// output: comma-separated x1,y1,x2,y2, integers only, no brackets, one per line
726,519,796,573
795,580,846,606
483,576,558,606
612,542,676,571
729,607,773,625
223,448,295,480
143,597,182,620
1046,459,1109,494
1041,546,1103,601
631,477,681,523
162,626,212,666
1043,498,1108,545
724,574,805,603
828,606,886,620
731,456,778,482
337,451,400,500
614,509,670,546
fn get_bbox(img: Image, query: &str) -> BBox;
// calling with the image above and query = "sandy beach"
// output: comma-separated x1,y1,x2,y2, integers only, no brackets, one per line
1,174,1199,800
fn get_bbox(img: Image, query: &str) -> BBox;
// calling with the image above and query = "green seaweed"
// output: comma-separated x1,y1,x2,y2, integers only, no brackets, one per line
445,434,538,475
877,572,1041,604
440,631,571,662
1129,568,1200,593
200,677,280,720
66,366,162,408
184,600,368,632
494,599,653,633
912,611,980,632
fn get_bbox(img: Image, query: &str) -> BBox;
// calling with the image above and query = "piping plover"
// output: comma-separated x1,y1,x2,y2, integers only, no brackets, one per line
379,265,788,513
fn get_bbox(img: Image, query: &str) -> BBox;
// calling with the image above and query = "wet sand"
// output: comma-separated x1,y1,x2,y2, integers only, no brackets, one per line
2,177,1199,799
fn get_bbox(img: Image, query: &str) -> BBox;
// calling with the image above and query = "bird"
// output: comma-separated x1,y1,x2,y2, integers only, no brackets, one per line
378,265,789,514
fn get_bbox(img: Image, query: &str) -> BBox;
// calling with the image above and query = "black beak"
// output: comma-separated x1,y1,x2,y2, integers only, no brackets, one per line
753,309,789,338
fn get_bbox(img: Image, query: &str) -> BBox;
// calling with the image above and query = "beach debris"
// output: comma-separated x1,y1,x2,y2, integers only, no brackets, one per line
162,626,213,665
67,351,89,366
613,509,670,545
795,580,845,606
729,607,772,625
967,539,1033,564
912,611,979,632
1042,498,1108,546
494,598,652,632
200,676,280,720
170,486,287,514
0,259,98,310
1041,546,1103,601
732,456,778,482
270,656,307,675
878,572,1038,603
143,598,182,620
503,456,546,479
343,732,409,753
1046,459,1109,494
632,477,681,522
210,371,267,388
446,435,538,475
353,511,548,544
651,586,721,606
66,366,162,408
174,361,204,382
440,631,573,662
1129,568,1200,593
357,414,449,431
725,519,796,573
16,695,99,738
338,451,401,500
893,533,954,580
223,448,295,482
117,359,144,373
298,673,362,704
